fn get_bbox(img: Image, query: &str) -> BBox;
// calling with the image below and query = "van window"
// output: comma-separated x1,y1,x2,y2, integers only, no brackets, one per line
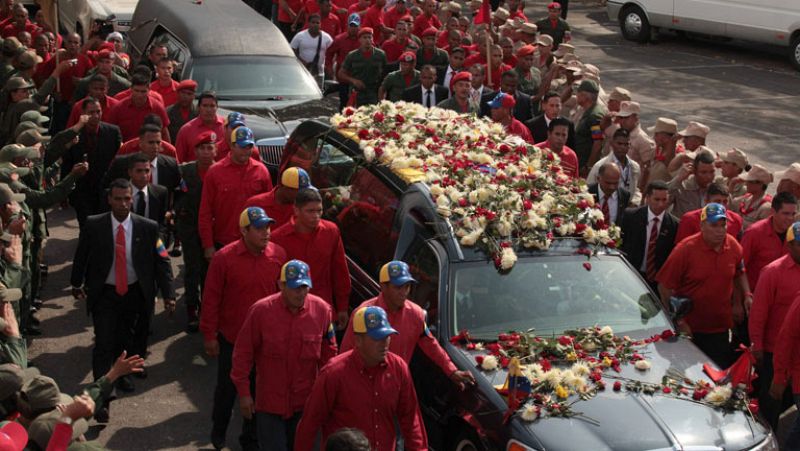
149,27,189,75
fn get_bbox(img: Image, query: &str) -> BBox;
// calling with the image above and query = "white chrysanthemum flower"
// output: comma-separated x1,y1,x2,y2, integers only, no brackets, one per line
520,404,540,422
474,343,484,351
634,360,651,371
429,185,444,196
704,384,733,406
571,362,591,377
500,248,517,270
543,368,563,388
481,355,498,371
460,230,482,246
599,326,613,336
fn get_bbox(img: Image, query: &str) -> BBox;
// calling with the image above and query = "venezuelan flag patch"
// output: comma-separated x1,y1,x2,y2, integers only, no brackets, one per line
590,124,603,140
326,322,335,341
156,238,169,258
179,179,188,193
422,311,433,338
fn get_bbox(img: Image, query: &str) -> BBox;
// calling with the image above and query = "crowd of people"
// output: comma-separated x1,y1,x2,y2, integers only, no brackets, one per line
0,0,799,449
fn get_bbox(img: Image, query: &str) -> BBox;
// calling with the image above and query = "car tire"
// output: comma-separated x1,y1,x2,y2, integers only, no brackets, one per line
619,6,651,43
452,429,485,451
790,35,800,71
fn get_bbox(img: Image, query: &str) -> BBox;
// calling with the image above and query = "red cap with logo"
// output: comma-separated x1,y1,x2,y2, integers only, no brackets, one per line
399,51,416,63
422,27,438,38
449,71,471,90
193,130,218,148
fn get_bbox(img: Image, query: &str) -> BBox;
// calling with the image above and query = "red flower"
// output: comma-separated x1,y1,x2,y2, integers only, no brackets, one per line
539,359,552,371
692,389,708,400
394,114,405,123
545,151,555,161
606,240,617,249
466,343,476,350
499,144,510,153
583,262,592,271
358,129,370,139
500,242,510,248
344,107,355,116
662,387,672,394
748,400,759,415
458,198,468,207
523,200,533,210
613,381,622,391
660,330,676,340
485,343,501,354
475,355,485,365
577,199,589,210
500,356,510,368
557,336,573,346
575,223,587,233
373,112,385,123
498,333,510,341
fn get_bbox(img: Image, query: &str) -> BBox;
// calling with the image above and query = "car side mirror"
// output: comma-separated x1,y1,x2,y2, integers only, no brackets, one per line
323,80,340,97
669,296,692,321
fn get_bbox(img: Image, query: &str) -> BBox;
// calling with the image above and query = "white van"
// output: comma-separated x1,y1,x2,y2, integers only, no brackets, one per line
606,0,800,69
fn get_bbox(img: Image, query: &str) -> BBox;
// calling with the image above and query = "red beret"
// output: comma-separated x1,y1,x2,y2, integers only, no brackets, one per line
358,27,374,37
399,51,416,63
398,14,413,23
194,130,218,148
97,49,115,60
177,79,199,91
422,27,438,38
449,71,471,90
99,42,116,52
547,1,561,9
516,44,535,58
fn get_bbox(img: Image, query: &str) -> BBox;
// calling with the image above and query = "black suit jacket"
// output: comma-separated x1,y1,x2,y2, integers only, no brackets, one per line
71,213,175,313
479,90,533,123
132,183,169,229
588,184,631,225
401,84,450,105
103,153,181,193
525,114,576,148
59,122,122,198
620,206,679,274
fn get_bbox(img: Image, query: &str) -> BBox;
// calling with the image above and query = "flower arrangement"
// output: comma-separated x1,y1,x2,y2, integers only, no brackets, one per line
450,327,753,423
330,102,621,270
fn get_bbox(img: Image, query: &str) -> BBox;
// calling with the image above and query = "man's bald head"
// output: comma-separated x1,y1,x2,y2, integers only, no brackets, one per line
598,163,621,197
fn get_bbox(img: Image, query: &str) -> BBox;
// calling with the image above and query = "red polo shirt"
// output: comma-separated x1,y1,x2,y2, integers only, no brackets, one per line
271,218,351,313
463,52,486,69
107,96,170,142
773,293,800,393
278,0,304,22
231,292,337,417
361,5,386,43
174,115,226,163
294,350,428,451
741,216,788,290
113,88,164,105
536,140,579,179
340,294,457,376
483,63,512,91
34,53,93,102
383,5,408,29
198,155,273,249
657,233,744,334
326,32,360,78
115,138,178,159
674,209,743,245
245,188,295,229
199,239,287,343
381,37,419,63
412,13,441,38
506,118,533,144
150,78,180,107
749,254,800,353
66,96,119,127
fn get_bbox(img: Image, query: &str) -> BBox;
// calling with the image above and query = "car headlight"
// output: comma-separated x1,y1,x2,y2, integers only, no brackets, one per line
750,433,779,451
507,439,539,451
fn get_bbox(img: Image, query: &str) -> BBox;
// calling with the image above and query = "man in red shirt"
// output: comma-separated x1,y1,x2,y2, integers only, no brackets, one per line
341,261,475,388
535,117,578,179
325,14,361,110
381,19,419,64
278,0,305,39
271,188,351,330
295,305,428,451
384,0,410,30
750,220,800,431
361,0,388,44
489,92,533,143
149,58,179,107
232,259,337,450
246,167,312,229
67,74,120,127
199,126,273,259
107,73,171,143
412,0,441,39
34,32,93,131
657,203,752,367
316,0,342,37
741,192,797,290
174,91,226,163
769,290,800,449
483,44,511,92
199,206,287,451
0,5,37,39
674,183,743,244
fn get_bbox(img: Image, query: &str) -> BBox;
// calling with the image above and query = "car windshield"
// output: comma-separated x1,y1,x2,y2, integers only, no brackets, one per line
189,56,320,99
451,255,671,340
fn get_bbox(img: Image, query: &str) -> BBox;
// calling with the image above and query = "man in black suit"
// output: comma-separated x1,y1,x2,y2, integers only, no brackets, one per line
401,65,449,108
479,70,533,123
71,178,176,395
128,154,170,237
526,91,576,148
588,163,630,225
103,124,181,193
56,97,122,227
621,181,679,290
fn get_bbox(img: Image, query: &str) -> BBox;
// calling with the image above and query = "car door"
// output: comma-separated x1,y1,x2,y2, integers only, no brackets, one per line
718,0,798,44
672,0,725,35
638,0,674,28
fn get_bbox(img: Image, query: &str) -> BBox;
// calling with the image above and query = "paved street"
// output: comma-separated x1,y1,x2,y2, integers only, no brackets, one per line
25,3,800,450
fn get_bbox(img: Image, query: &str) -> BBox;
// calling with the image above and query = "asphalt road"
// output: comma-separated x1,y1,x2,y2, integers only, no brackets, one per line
26,2,800,450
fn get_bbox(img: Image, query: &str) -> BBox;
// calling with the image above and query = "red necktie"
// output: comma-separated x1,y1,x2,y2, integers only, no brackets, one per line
115,224,128,296
601,197,610,224
646,217,660,281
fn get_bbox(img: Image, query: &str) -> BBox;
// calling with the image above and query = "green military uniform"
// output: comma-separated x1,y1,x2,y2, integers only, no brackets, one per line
574,102,607,169
436,97,478,114
343,47,388,106
175,162,208,312
514,66,542,97
72,70,131,100
166,102,198,142
415,47,449,75
535,17,571,47
381,69,419,102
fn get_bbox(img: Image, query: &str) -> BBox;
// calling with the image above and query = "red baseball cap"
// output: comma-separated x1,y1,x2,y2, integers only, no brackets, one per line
177,79,199,92
399,51,416,63
193,130,218,148
449,71,471,90
0,422,27,451
97,49,115,60
487,92,516,109
547,1,561,9
422,27,438,38
358,27,374,38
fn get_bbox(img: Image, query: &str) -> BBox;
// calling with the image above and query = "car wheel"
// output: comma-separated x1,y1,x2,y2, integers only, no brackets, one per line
790,35,800,71
619,6,651,43
452,429,485,451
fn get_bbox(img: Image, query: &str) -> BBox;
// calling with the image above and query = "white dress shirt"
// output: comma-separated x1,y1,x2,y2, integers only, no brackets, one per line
443,65,457,94
132,185,150,218
640,208,665,272
421,85,437,108
149,157,159,186
106,214,138,285
598,189,620,224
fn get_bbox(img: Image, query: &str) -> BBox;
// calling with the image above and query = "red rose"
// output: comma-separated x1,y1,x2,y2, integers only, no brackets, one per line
577,199,589,210
458,198,468,207
606,240,617,249
394,114,405,123
539,359,552,371
583,262,592,271
500,242,510,248
660,330,676,340
575,223,587,233
475,355,485,365
692,389,708,400
499,144,510,153
498,333,510,341
662,387,672,394
500,356,510,368
523,200,533,210
557,336,573,346
373,112,385,123
545,151,555,161
344,107,355,116
613,381,622,391
358,129,370,139
466,343,476,350
748,400,759,415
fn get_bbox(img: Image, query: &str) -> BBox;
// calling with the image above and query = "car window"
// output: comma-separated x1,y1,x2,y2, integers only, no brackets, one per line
451,255,670,340
403,236,440,322
149,27,189,74
190,56,320,99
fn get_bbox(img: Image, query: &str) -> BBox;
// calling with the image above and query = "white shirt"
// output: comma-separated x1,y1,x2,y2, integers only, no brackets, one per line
133,184,150,218
290,29,333,74
598,189,619,224
443,65,457,94
421,85,437,108
150,157,159,186
640,208,665,272
610,153,633,189
106,214,138,285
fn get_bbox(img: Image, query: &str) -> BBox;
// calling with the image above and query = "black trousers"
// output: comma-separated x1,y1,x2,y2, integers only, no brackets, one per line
211,334,257,450
177,229,206,310
692,331,734,369
556,0,569,19
758,352,795,431
92,283,148,380
71,192,104,229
